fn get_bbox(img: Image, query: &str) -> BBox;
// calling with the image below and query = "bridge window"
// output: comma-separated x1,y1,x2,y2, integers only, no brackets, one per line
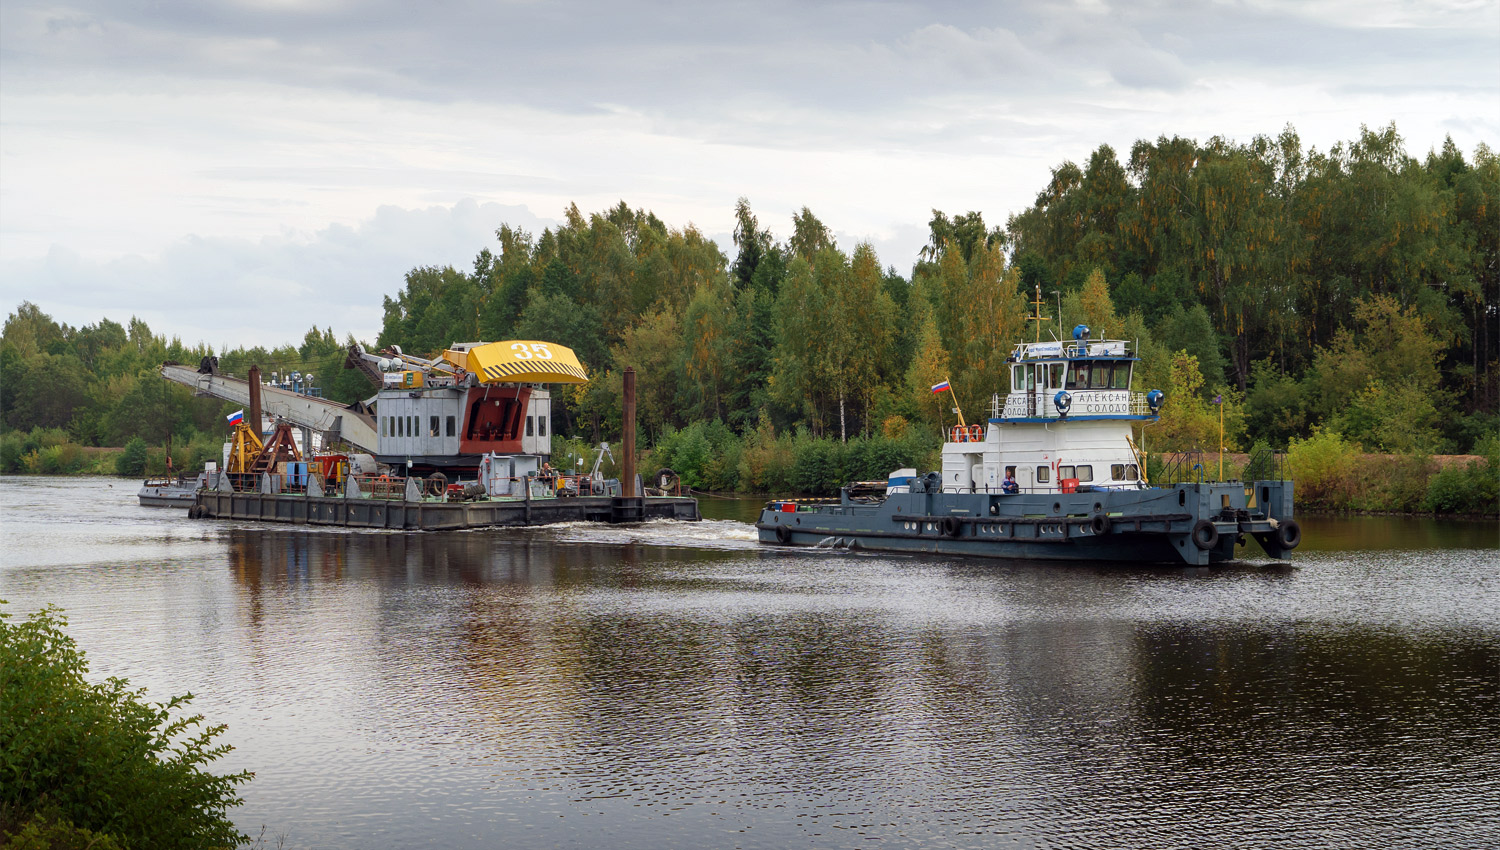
1076,465,1093,482
1036,466,1051,483
1090,365,1110,389
1067,363,1088,389
526,415,534,437
430,415,440,437
538,416,547,437
1111,363,1131,389
446,415,456,437
1047,363,1064,389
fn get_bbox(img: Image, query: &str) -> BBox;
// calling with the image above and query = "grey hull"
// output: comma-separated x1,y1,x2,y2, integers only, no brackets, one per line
757,481,1298,566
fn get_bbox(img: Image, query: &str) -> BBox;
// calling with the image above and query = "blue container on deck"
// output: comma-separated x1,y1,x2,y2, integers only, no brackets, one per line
287,462,307,487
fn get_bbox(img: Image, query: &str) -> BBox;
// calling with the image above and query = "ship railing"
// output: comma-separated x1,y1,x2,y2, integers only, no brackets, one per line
1243,448,1287,482
1152,449,1287,485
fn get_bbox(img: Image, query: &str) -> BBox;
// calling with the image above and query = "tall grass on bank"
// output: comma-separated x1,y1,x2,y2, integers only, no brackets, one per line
1288,429,1499,514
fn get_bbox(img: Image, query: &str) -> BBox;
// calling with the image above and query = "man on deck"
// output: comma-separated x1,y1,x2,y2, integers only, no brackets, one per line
1002,469,1019,494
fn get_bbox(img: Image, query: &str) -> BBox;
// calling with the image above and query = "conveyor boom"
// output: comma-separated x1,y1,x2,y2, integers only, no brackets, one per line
160,364,378,453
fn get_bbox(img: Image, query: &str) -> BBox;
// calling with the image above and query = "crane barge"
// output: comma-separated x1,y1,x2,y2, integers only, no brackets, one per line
159,341,697,528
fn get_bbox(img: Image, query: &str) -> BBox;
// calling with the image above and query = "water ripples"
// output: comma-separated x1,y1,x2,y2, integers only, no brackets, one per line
2,479,1498,848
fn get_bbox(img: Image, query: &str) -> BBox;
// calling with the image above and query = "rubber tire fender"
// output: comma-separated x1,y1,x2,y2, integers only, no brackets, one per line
1090,514,1112,535
942,516,963,537
1275,518,1302,550
775,524,792,545
1191,519,1219,550
428,472,448,496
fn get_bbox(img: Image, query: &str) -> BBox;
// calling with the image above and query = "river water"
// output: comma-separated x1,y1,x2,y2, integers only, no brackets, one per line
2,476,1496,849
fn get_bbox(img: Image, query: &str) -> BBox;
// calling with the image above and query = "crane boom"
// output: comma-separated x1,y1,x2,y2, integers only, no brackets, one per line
160,363,378,453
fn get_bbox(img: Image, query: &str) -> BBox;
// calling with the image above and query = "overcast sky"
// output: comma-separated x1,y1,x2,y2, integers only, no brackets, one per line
2,0,1496,349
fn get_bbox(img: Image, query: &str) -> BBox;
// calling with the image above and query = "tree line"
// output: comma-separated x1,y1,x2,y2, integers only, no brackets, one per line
2,122,1496,485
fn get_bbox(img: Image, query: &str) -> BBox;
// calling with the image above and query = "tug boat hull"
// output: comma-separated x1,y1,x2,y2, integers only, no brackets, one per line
757,479,1298,566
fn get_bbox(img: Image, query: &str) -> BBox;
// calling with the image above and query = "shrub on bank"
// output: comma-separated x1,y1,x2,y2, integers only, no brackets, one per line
1424,460,1500,515
0,603,252,850
116,437,149,477
1288,429,1361,509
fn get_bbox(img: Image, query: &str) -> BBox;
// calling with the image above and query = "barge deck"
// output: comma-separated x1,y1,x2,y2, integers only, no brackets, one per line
193,488,698,530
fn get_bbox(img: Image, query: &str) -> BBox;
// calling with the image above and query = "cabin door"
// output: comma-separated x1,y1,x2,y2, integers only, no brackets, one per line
1018,466,1032,493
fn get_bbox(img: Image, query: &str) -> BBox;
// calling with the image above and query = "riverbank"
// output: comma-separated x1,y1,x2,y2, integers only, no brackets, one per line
5,424,1495,517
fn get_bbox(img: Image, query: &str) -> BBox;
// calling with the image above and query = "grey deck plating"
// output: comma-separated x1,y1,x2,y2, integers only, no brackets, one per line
195,490,699,530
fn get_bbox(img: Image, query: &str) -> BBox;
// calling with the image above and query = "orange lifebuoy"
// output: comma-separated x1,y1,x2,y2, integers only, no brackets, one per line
969,424,983,441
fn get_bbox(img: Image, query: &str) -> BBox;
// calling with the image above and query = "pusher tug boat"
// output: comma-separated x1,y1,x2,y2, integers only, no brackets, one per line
756,324,1300,566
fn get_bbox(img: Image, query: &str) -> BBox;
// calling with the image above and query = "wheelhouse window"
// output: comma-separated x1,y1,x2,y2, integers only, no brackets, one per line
526,416,534,437
1013,365,1035,391
1047,363,1065,390
446,415,456,437
1111,363,1131,389
1036,466,1051,483
538,416,547,437
430,415,440,437
1067,363,1088,389
1089,364,1110,389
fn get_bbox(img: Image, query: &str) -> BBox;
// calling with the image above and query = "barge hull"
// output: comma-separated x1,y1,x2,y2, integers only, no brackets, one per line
194,491,698,530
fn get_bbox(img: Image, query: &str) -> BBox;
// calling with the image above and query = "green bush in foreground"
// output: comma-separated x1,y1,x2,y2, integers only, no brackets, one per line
0,603,251,850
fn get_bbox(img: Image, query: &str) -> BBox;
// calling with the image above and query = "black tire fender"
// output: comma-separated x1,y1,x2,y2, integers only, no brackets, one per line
942,516,963,537
1276,519,1302,550
1090,514,1112,535
1191,519,1219,550
775,524,792,545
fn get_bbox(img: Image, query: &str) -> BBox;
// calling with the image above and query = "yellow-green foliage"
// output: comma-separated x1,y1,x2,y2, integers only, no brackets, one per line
1288,428,1361,508
1151,351,1244,452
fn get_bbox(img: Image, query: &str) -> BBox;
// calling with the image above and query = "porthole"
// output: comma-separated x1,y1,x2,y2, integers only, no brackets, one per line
1053,502,1061,514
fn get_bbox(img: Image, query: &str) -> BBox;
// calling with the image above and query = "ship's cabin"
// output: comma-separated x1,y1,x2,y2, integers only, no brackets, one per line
998,336,1153,421
375,383,552,462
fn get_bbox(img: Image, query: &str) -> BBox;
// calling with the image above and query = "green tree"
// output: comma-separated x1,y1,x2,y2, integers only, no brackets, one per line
0,603,251,849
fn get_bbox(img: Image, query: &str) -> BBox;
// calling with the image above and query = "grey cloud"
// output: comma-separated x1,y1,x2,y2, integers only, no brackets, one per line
0,199,559,347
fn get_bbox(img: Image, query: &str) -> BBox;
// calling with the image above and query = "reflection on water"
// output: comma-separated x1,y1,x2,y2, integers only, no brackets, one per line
1,478,1498,849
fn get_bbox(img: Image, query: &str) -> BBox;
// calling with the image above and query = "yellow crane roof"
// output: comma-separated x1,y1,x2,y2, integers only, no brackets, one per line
442,340,589,384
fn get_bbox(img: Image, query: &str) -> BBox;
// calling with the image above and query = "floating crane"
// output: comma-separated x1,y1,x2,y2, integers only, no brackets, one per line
161,339,588,476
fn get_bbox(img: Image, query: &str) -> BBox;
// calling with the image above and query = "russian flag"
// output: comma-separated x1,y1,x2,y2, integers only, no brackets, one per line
226,410,244,426
930,380,950,394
